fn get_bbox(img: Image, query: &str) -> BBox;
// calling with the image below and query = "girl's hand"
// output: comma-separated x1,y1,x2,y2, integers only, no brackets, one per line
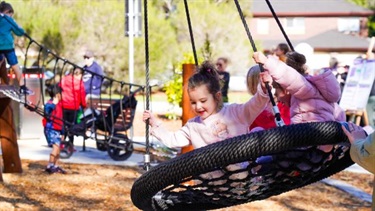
143,110,157,127
259,71,272,93
253,52,268,64
341,122,367,144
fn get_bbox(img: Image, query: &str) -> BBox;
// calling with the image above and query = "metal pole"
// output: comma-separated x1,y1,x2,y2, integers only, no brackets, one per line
128,0,134,84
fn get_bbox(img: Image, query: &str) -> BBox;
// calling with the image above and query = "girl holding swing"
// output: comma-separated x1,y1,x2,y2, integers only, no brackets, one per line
143,61,272,149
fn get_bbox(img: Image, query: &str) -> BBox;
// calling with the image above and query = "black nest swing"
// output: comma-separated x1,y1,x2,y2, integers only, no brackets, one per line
131,1,354,210
131,122,352,210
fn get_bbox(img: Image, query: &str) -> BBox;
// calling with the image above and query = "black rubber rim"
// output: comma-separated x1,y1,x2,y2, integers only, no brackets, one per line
131,121,352,210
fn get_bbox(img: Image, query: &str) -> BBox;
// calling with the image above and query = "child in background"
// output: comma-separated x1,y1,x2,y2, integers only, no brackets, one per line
43,85,66,174
143,61,272,149
246,65,290,131
274,43,290,62
253,51,345,153
60,67,87,146
0,1,33,95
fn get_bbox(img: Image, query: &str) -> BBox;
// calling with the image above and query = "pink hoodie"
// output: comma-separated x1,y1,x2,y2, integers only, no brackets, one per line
264,56,344,123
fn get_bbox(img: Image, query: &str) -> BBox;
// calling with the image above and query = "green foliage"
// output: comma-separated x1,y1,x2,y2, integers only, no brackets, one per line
163,72,183,120
348,0,375,37
162,52,206,120
8,0,253,85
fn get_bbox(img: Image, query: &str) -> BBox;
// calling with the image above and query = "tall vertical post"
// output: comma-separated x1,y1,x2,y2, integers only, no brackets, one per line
127,0,134,84
126,0,142,84
180,64,196,154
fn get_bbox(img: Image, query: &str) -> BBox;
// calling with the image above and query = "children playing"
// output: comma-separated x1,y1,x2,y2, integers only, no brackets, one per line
246,65,290,131
143,61,271,149
0,1,34,95
253,51,345,152
43,85,66,174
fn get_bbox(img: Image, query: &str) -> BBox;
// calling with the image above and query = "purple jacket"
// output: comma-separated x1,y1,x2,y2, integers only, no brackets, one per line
83,61,104,95
264,57,344,123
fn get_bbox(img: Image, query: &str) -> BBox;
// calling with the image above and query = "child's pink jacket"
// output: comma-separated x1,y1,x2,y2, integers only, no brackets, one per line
263,57,343,123
150,84,269,149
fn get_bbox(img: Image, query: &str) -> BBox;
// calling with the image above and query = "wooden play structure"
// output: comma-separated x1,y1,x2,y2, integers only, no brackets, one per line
0,57,23,182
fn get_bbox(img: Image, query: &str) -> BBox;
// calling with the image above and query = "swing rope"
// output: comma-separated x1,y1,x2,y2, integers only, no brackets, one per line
234,0,284,127
264,0,294,51
143,0,152,171
183,0,198,66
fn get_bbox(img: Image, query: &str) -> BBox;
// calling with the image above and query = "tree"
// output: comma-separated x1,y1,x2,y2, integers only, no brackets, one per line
9,0,256,85
348,0,375,37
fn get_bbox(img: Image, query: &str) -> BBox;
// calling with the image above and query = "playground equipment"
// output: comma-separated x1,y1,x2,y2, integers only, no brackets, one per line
60,84,178,161
130,1,360,210
0,57,22,182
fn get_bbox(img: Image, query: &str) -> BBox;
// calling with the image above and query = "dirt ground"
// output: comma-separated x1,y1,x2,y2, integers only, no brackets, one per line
0,104,374,210
0,159,373,211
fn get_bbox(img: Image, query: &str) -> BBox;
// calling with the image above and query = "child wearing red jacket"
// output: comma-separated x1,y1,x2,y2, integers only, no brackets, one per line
43,85,66,174
59,68,87,145
246,64,291,131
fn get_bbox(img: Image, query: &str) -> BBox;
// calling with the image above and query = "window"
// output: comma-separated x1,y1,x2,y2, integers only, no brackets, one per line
257,18,269,34
284,17,305,34
338,18,360,32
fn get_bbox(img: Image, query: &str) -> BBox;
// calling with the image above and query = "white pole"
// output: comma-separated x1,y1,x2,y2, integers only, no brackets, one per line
128,0,134,84
127,0,135,139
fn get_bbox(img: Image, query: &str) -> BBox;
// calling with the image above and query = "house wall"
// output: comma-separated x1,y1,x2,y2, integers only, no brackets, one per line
250,17,338,43
249,16,366,71
311,52,364,71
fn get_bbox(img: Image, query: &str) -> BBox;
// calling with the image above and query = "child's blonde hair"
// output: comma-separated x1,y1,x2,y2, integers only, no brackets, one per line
246,65,261,95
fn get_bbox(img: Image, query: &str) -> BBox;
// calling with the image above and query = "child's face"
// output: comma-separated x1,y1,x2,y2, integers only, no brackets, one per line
84,57,94,67
188,85,220,120
4,10,13,17
275,88,291,107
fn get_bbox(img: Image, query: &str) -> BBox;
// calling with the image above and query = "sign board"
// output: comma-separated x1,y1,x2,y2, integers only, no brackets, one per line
339,59,375,110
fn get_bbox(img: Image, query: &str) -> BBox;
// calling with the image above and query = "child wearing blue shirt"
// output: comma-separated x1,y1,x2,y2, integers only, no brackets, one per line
0,1,33,95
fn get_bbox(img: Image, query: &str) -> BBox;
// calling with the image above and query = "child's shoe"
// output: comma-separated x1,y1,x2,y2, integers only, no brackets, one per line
45,166,66,174
54,166,67,174
45,165,57,174
19,85,35,95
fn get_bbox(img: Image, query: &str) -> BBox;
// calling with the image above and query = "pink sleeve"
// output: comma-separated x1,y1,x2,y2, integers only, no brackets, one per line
150,123,191,148
229,84,269,126
264,56,316,100
334,103,346,121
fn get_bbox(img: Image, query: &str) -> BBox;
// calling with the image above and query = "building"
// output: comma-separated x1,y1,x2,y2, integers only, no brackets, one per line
250,0,374,70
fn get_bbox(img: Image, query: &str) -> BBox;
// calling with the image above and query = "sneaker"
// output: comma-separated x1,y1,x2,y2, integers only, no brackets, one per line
54,166,67,174
19,85,35,95
45,166,56,174
45,166,66,174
